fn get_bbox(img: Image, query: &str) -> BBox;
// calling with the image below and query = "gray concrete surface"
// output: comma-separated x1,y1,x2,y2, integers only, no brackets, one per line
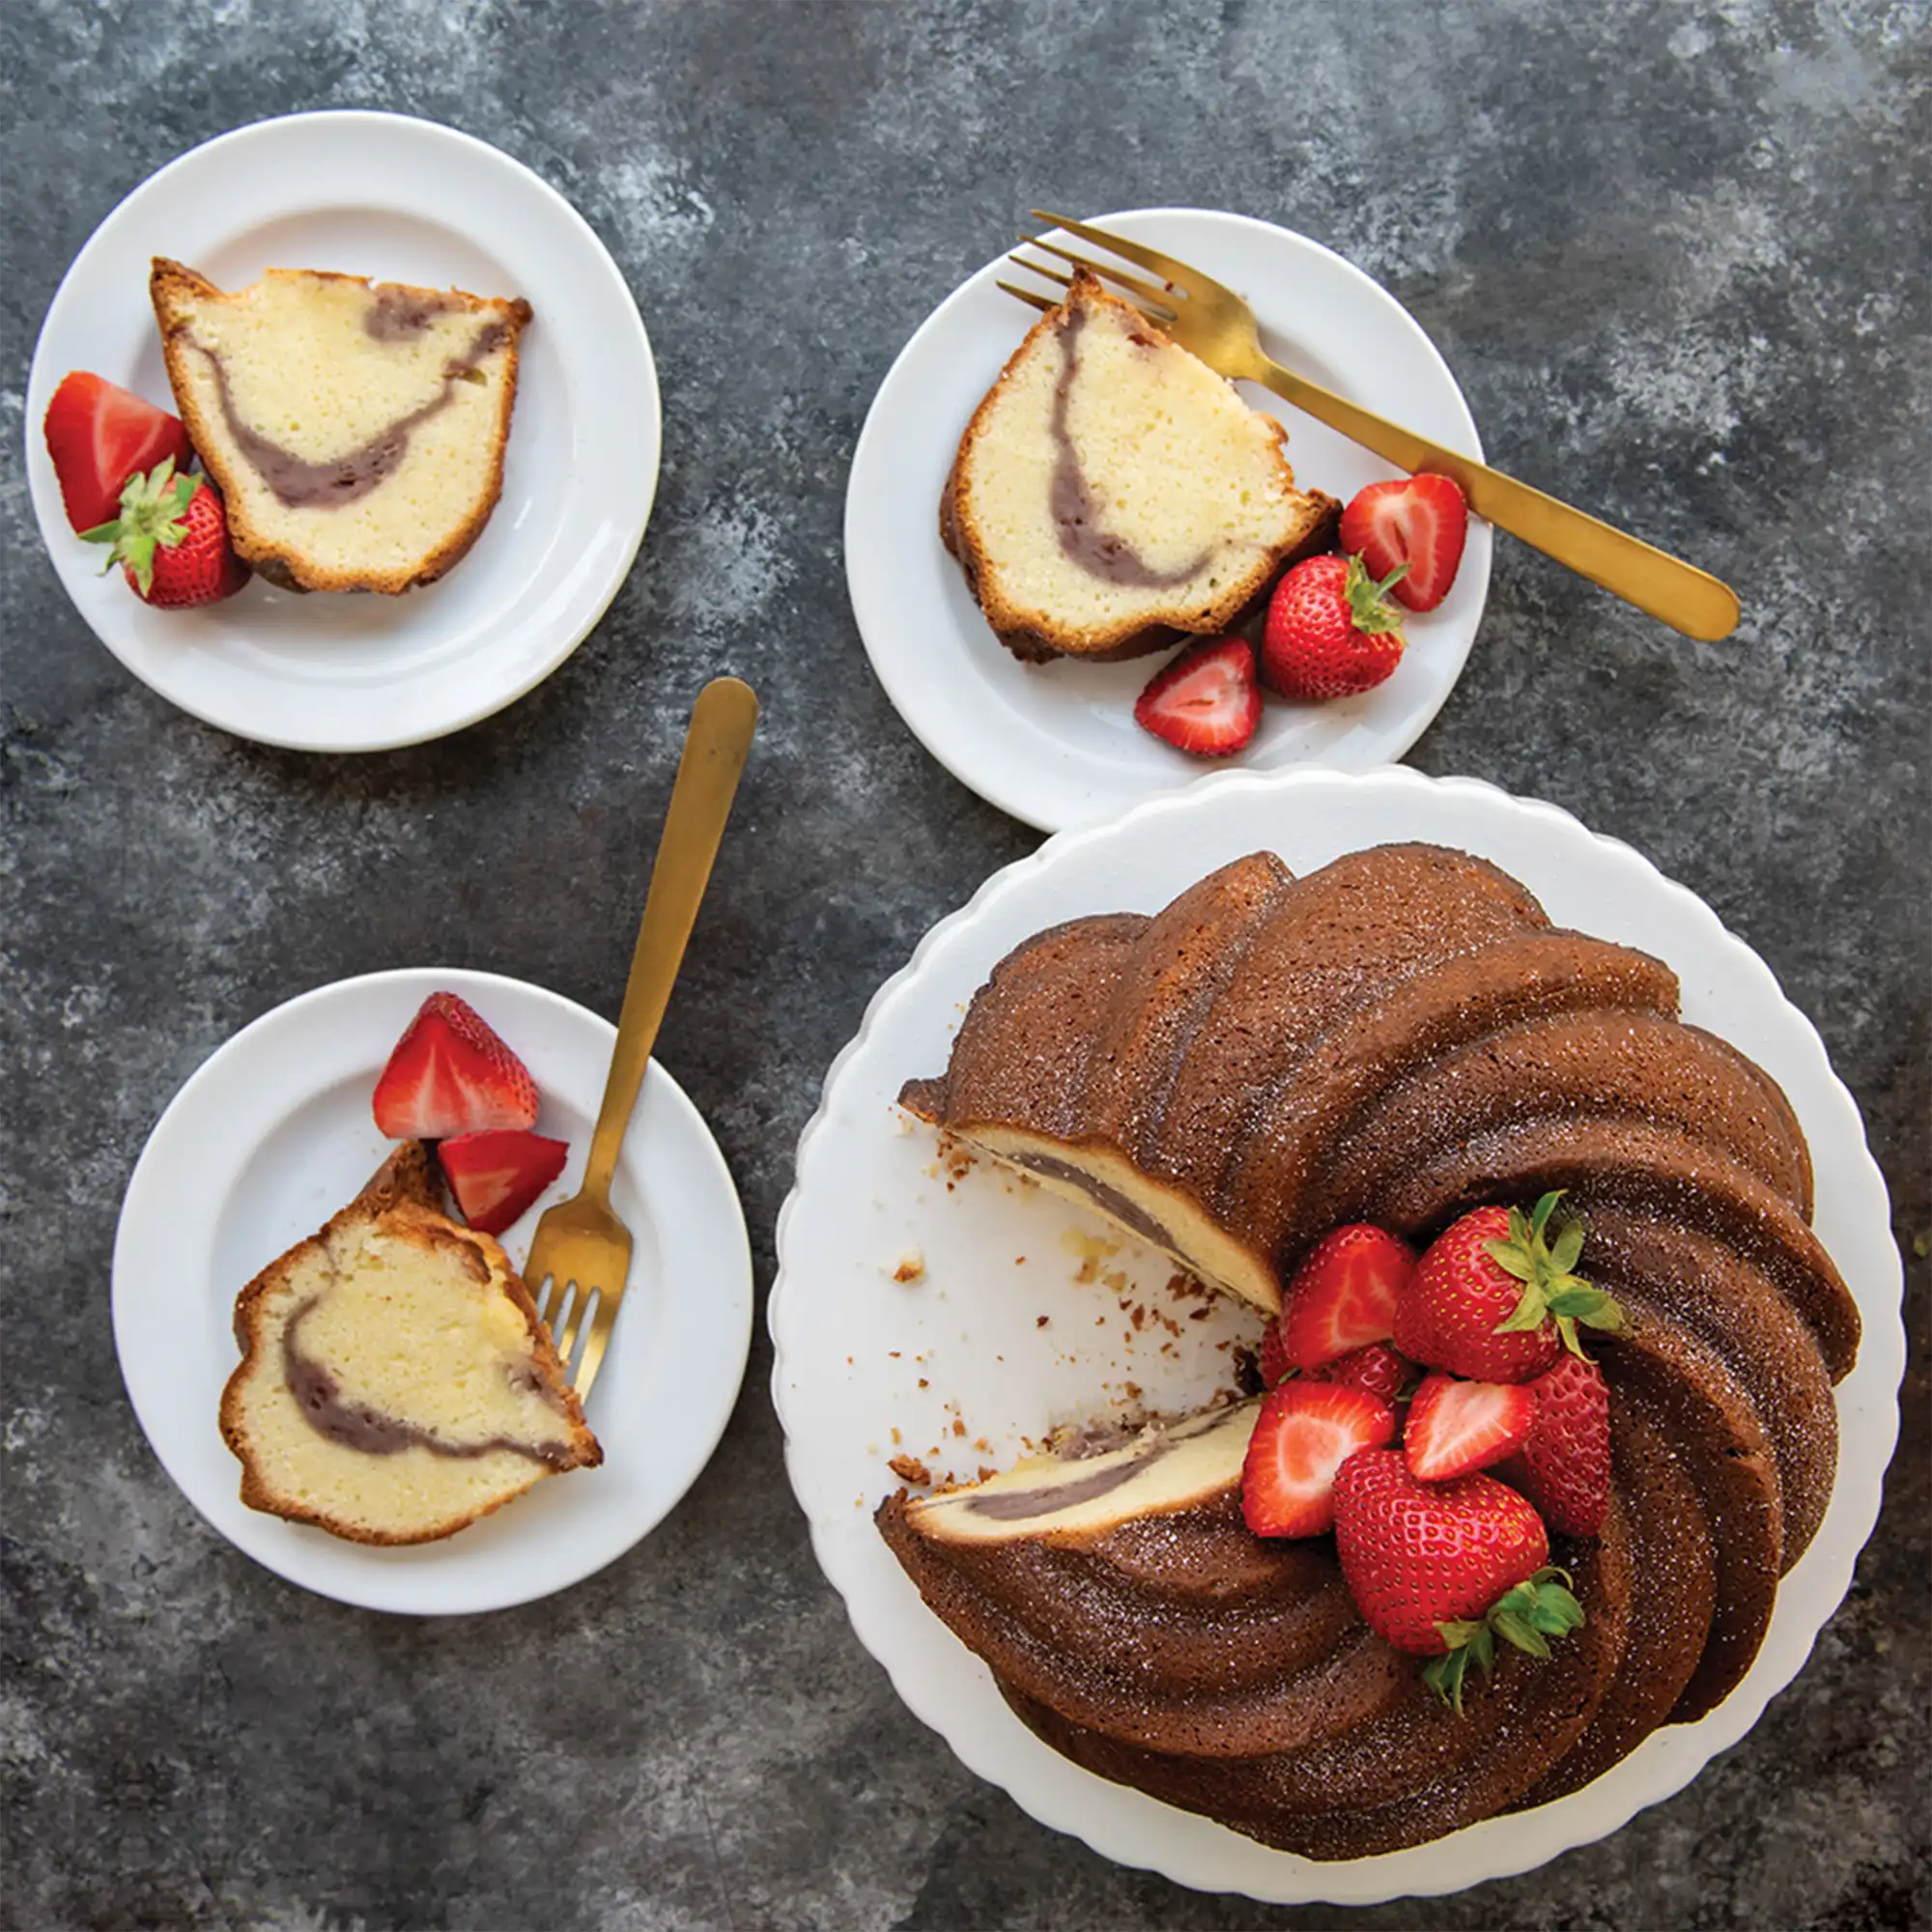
3,2,1925,1926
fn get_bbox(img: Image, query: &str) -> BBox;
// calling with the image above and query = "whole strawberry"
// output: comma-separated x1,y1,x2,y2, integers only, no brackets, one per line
1393,1191,1623,1383
1332,1448,1584,1709
1262,553,1407,700
81,459,248,609
1511,1353,1612,1535
1307,1340,1416,1406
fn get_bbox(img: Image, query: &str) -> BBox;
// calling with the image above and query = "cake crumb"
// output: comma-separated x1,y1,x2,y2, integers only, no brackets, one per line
888,1455,932,1486
918,1378,929,1389
1037,1315,1050,1327
978,1464,997,1482
952,1419,967,1437
893,1249,925,1284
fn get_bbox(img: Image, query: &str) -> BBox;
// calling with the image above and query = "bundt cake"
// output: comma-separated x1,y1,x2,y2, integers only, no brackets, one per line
150,258,531,593
221,1142,600,1545
882,842,1859,1859
943,270,1339,664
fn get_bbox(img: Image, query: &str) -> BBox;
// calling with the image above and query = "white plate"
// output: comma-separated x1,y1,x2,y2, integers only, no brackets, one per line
114,968,751,1616
844,210,1492,832
26,111,660,752
769,767,1903,1905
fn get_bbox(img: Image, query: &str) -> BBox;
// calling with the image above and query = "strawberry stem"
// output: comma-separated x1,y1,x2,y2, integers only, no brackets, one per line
1484,1190,1624,1356
1424,1567,1586,1713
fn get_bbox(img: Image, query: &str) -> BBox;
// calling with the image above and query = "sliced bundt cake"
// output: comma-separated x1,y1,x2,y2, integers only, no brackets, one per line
150,258,531,593
884,843,1860,1857
221,1143,599,1545
944,270,1338,663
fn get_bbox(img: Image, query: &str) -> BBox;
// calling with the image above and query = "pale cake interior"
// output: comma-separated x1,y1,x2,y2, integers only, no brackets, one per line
227,1212,585,1542
956,286,1307,639
904,1402,1258,1546
157,268,522,589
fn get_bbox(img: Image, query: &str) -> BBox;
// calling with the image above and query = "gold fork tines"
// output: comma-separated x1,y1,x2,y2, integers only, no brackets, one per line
1003,209,1742,642
520,676,759,1403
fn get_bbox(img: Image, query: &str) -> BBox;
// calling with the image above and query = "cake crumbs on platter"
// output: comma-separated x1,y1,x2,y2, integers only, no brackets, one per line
892,1249,925,1283
1037,1315,1050,1327
888,1454,932,1487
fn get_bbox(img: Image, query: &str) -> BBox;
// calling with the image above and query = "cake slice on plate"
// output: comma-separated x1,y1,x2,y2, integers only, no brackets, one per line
943,269,1338,663
150,258,531,594
220,1142,599,1546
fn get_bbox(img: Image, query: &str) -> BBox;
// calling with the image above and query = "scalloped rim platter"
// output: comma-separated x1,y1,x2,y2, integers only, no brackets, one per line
114,968,752,1616
769,766,1902,1905
843,209,1492,832
26,110,660,752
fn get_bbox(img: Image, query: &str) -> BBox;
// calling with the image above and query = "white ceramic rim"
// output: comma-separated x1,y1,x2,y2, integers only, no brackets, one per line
768,765,1904,1904
113,967,752,1615
843,209,1492,831
25,110,660,752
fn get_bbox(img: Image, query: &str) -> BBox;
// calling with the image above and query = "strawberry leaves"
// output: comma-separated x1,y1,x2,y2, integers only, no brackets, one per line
1424,1567,1587,1714
80,457,198,597
1485,1190,1625,1358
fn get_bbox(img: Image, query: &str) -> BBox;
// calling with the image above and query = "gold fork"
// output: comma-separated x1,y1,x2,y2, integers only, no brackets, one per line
1008,211,1740,642
525,676,759,1400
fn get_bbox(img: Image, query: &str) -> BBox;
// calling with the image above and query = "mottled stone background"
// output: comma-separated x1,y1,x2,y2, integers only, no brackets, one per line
3,2,1926,1927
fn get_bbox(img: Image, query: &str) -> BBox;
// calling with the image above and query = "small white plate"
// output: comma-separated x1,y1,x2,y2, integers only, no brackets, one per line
770,767,1903,1904
26,111,660,752
114,968,752,1616
844,210,1492,832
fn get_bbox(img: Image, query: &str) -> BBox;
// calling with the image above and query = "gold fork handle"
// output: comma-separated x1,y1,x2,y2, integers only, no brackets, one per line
1245,352,1740,642
582,677,760,1202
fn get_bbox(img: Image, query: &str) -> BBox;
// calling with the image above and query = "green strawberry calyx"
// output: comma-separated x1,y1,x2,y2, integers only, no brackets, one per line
80,458,198,596
1424,1567,1586,1714
1486,1189,1625,1357
1343,554,1408,637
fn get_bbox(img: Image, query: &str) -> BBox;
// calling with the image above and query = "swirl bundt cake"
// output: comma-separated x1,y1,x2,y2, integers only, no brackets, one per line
943,269,1339,664
880,842,1859,1859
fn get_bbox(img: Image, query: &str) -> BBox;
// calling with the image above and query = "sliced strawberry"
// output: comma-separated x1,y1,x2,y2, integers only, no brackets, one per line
1512,1354,1612,1535
1338,475,1469,612
1308,1340,1417,1406
43,371,194,534
438,1129,569,1236
372,992,541,1140
1240,1380,1397,1537
1258,1318,1293,1389
1278,1225,1415,1370
1132,638,1262,757
1405,1373,1536,1482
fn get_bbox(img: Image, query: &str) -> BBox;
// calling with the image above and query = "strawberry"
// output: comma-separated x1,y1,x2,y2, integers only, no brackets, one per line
372,992,541,1140
1261,554,1407,700
438,1129,569,1236
1258,1318,1293,1389
43,371,194,533
1393,1192,1624,1383
1338,475,1469,612
1132,638,1262,757
1278,1225,1415,1370
1241,1381,1397,1537
1332,1448,1584,1708
1308,1340,1417,1406
1404,1373,1535,1482
80,461,248,608
1510,1354,1612,1535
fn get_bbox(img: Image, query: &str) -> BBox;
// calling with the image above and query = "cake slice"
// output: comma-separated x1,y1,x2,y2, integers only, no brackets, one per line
150,259,531,594
220,1143,600,1545
943,270,1338,663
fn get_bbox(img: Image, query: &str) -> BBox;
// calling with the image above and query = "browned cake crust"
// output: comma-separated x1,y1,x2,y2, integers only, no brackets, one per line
150,258,532,595
941,270,1341,664
220,1143,599,1546
883,840,1861,1855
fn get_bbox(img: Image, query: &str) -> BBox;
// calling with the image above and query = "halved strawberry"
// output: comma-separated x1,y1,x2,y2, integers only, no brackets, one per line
1511,1354,1612,1535
1132,638,1262,757
438,1129,569,1236
372,992,541,1140
1308,1340,1417,1406
1240,1380,1397,1537
1278,1225,1415,1370
1338,475,1469,612
1405,1373,1536,1482
43,372,194,534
